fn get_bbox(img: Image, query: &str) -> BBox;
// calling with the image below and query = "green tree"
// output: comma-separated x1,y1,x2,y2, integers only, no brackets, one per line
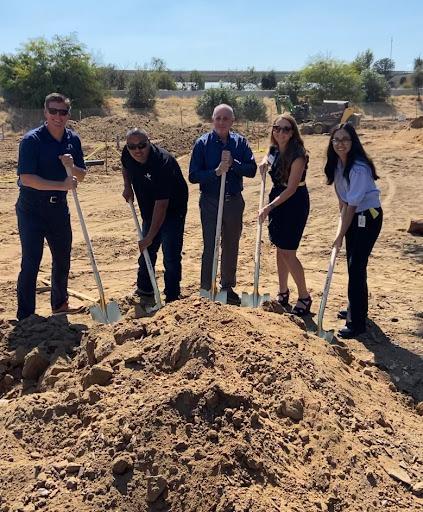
149,57,176,90
190,70,205,90
126,70,157,108
0,34,105,108
239,94,267,121
360,69,391,102
372,58,395,80
352,49,374,73
99,65,126,90
300,58,362,104
275,73,304,104
261,71,277,90
196,88,239,120
413,57,423,99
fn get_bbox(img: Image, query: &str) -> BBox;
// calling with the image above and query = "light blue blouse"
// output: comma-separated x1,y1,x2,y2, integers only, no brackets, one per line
334,160,381,212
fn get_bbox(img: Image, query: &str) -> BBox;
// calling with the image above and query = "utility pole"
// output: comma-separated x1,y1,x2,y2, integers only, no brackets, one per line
390,37,393,61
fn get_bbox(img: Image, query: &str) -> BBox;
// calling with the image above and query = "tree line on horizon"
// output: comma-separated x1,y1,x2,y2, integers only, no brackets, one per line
0,34,422,115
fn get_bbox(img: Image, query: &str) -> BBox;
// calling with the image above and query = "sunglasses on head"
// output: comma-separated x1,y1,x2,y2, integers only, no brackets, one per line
47,107,70,116
272,125,292,133
127,141,149,150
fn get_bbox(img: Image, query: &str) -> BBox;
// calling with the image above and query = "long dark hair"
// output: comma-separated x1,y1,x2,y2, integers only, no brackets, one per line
324,123,378,185
269,113,307,185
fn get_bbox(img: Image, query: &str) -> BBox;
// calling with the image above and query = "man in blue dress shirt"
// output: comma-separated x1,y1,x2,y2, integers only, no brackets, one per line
16,92,86,320
189,104,257,305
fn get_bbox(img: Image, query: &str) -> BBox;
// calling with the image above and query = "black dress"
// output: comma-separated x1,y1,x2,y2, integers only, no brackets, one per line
268,146,310,250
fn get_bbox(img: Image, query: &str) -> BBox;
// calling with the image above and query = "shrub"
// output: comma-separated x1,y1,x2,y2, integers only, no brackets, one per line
126,71,157,108
0,34,105,108
239,94,267,121
196,88,239,120
360,69,391,102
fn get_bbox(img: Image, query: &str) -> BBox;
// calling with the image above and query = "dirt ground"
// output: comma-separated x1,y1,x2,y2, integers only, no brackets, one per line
0,97,422,511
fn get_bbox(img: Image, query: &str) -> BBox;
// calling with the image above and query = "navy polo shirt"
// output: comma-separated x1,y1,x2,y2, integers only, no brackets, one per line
189,130,257,197
17,123,85,199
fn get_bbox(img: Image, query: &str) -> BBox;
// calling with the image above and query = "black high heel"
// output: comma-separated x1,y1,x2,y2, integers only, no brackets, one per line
292,296,312,316
276,289,290,306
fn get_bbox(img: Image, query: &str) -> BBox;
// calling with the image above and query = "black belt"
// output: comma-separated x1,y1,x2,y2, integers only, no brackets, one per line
19,193,67,204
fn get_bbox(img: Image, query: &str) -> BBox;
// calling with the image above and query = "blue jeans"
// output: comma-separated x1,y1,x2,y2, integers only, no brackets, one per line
16,195,72,320
137,213,186,301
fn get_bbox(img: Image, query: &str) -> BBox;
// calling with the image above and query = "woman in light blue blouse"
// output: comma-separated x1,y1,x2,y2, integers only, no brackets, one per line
324,123,383,339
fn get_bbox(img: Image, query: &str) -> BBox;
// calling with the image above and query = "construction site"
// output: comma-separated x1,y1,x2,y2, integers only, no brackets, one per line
0,94,422,511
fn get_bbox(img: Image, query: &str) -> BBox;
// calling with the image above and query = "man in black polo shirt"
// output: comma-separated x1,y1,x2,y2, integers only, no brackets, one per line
16,92,86,320
121,128,188,303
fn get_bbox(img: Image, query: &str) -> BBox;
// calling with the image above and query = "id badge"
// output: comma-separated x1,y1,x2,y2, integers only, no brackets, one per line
267,153,275,165
358,213,366,228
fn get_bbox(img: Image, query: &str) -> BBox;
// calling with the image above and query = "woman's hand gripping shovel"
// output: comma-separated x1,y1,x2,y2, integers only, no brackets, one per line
128,200,162,313
199,167,227,304
64,163,121,324
317,246,339,342
241,170,270,307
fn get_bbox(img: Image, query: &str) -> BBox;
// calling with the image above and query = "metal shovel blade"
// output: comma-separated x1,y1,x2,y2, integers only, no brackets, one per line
199,288,228,304
241,292,271,308
89,301,121,324
317,326,335,343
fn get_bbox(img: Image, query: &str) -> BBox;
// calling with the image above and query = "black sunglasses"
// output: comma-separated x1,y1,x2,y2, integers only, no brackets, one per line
127,141,149,150
47,107,70,116
272,125,292,133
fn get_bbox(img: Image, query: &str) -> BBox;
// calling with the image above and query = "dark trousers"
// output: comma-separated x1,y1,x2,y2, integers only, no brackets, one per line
137,213,186,301
345,208,383,331
16,196,72,320
199,192,244,290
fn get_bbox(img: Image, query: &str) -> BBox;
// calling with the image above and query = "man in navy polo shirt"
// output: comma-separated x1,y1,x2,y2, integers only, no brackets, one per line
189,104,257,305
121,128,188,304
16,92,86,321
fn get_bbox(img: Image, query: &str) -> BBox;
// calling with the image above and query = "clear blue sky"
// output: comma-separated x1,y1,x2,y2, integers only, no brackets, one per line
0,0,420,71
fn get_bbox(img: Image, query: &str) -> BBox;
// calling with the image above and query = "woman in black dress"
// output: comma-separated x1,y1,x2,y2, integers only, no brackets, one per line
259,114,311,316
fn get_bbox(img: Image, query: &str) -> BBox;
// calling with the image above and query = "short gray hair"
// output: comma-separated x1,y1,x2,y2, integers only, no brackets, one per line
126,128,149,139
212,104,235,120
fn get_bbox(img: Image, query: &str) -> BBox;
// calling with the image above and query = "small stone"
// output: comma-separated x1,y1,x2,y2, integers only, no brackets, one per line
112,455,133,475
412,482,423,496
299,430,310,443
66,477,78,490
82,364,113,389
277,398,304,421
146,475,168,503
415,402,423,416
382,459,411,485
206,429,219,442
66,463,81,474
232,411,244,428
22,348,50,380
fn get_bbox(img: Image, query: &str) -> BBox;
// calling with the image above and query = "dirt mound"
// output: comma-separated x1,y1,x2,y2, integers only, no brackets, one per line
410,116,423,129
0,298,422,511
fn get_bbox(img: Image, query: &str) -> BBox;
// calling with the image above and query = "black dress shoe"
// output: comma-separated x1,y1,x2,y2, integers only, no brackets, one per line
337,309,348,320
338,326,365,339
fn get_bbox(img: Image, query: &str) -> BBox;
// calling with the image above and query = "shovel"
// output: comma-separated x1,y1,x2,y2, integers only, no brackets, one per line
241,172,270,307
65,165,121,324
128,200,162,312
199,173,227,303
317,246,338,342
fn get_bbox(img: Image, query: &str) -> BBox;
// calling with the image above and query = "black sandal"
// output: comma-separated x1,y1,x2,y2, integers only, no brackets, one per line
292,296,312,316
276,289,290,306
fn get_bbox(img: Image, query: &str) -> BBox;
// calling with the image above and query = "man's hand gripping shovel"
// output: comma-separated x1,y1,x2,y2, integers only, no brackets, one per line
64,163,121,324
128,200,162,313
241,170,270,307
